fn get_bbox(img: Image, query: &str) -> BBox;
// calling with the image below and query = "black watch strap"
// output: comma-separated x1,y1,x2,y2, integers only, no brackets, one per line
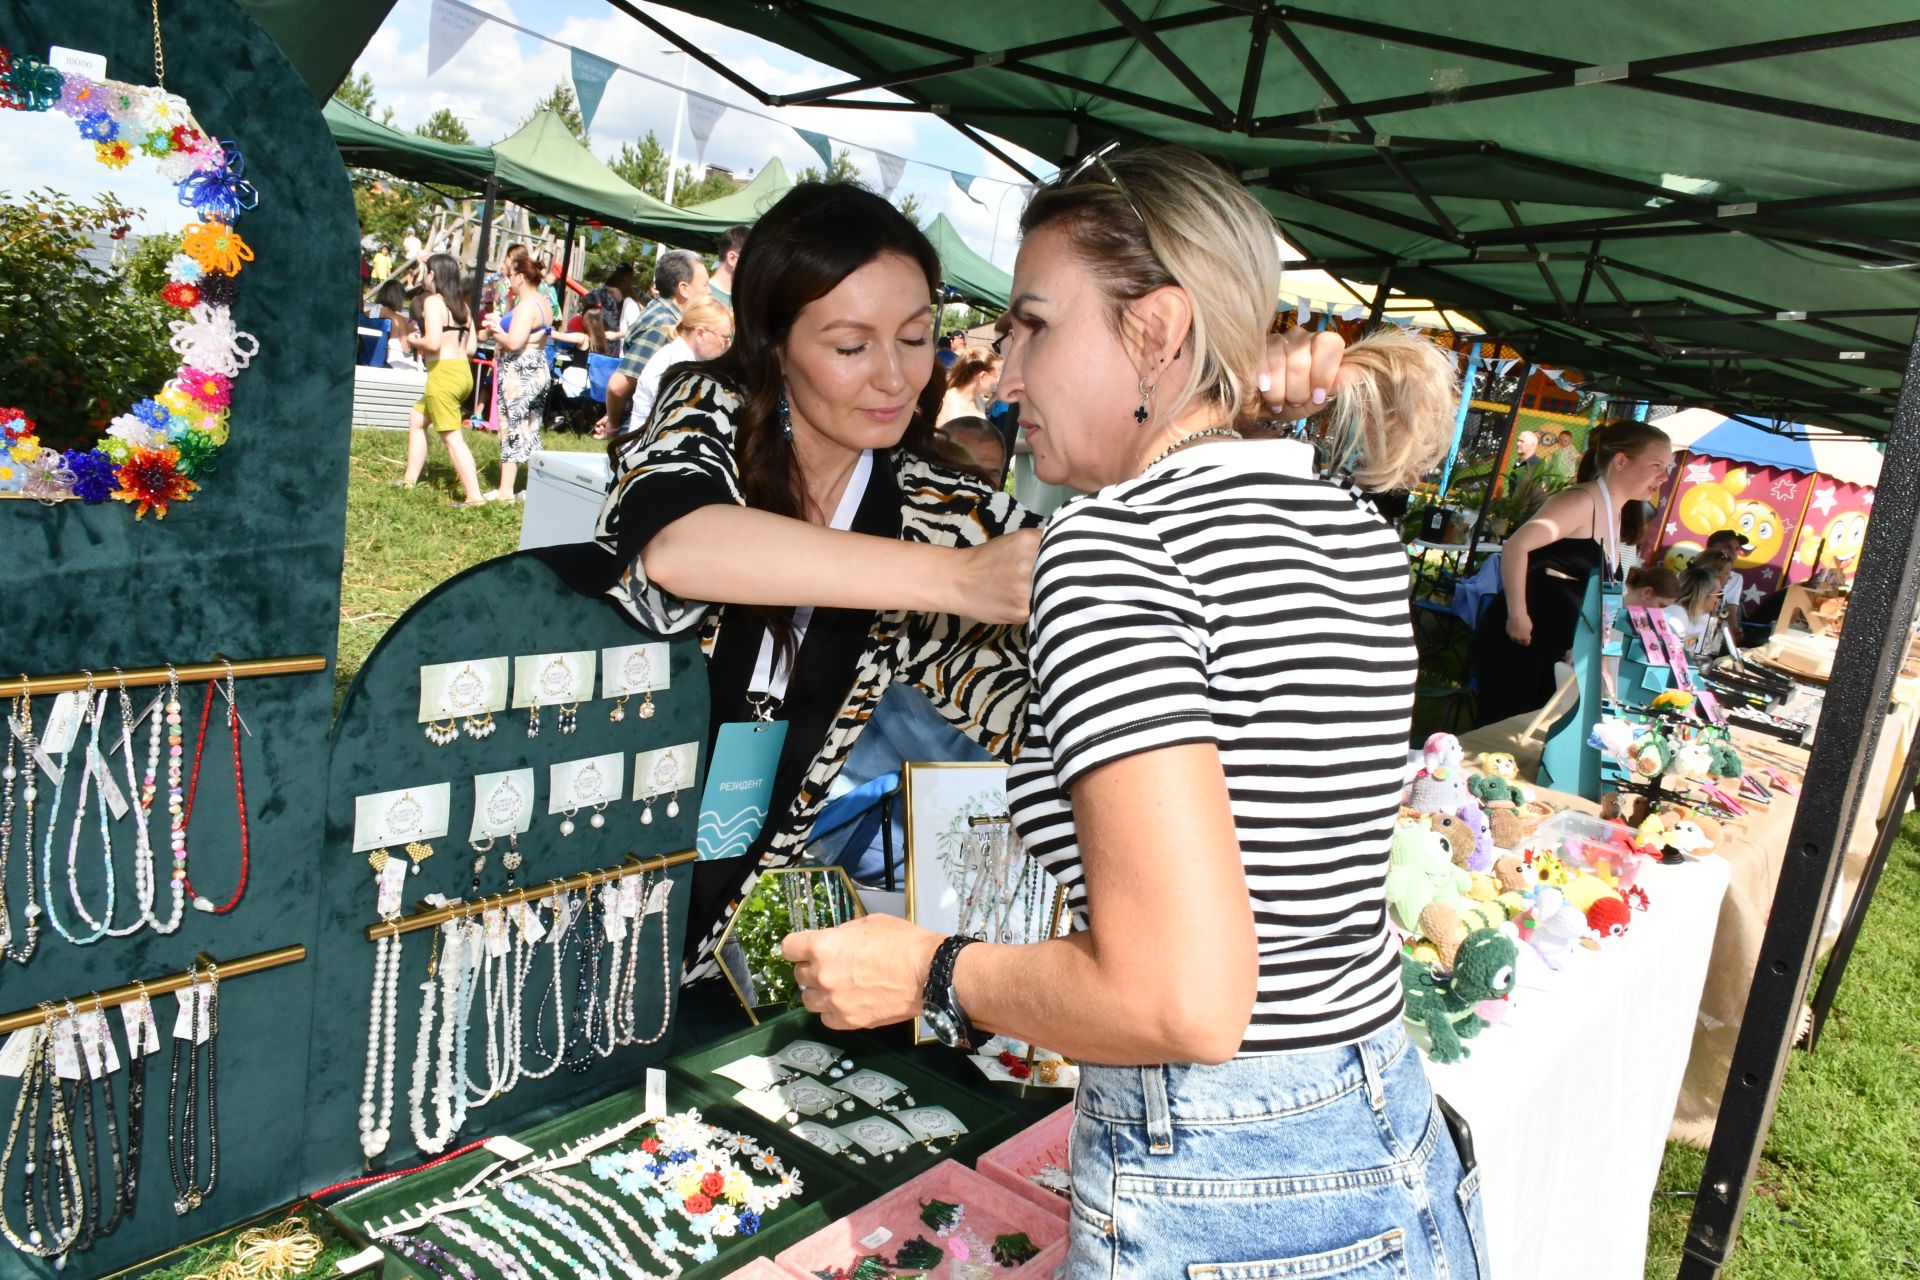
924,935,981,1049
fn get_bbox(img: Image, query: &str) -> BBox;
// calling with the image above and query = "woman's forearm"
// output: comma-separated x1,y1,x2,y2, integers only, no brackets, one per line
1501,543,1531,619
951,931,1242,1066
641,505,967,615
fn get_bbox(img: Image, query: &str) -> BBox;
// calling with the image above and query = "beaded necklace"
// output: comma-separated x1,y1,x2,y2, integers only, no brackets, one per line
0,1013,83,1256
409,920,473,1154
623,876,675,1048
521,894,571,1082
42,685,115,945
433,1216,540,1280
1,688,42,964
498,1182,617,1280
181,668,250,914
166,963,219,1214
387,1230,479,1280
161,668,191,927
358,931,403,1160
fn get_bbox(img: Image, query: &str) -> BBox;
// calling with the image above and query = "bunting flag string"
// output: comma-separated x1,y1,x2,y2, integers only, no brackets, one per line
420,0,1033,199
570,47,617,134
426,0,485,77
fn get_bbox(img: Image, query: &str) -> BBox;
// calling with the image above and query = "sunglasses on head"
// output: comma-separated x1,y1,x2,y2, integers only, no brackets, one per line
1060,139,1148,227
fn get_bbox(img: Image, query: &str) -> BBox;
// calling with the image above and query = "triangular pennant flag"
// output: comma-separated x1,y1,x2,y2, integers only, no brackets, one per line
950,171,986,206
795,128,835,172
427,0,486,77
1340,303,1367,322
874,150,906,197
1296,296,1312,326
686,93,727,166
570,47,617,134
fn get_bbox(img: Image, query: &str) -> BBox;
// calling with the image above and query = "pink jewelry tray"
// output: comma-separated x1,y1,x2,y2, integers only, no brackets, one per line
976,1103,1074,1219
775,1158,1068,1278
720,1260,798,1279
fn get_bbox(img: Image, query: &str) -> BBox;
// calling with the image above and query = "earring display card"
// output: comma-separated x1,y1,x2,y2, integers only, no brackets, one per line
352,783,452,852
547,752,625,814
897,1106,968,1144
470,768,536,839
836,1115,913,1158
512,650,597,708
417,657,509,723
773,1040,841,1077
633,741,699,801
601,642,671,698
712,1054,789,1091
781,1078,852,1117
839,1068,908,1109
791,1120,852,1155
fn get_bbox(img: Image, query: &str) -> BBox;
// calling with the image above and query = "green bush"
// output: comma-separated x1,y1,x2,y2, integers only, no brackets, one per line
0,189,177,453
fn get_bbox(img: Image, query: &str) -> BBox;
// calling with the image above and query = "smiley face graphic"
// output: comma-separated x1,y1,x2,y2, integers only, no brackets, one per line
1733,499,1785,567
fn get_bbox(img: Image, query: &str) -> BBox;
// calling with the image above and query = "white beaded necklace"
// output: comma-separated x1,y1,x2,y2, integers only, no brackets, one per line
409,919,470,1153
105,674,163,937
43,685,115,945
358,930,402,1160
622,876,674,1048
520,893,570,1082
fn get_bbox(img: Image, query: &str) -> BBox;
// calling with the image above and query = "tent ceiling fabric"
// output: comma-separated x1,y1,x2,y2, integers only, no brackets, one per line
618,0,1920,435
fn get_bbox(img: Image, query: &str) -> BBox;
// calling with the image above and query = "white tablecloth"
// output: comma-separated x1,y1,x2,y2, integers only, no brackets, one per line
1428,855,1732,1280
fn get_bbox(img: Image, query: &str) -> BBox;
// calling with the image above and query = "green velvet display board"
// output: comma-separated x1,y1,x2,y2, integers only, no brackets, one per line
303,551,712,1190
0,2,356,1274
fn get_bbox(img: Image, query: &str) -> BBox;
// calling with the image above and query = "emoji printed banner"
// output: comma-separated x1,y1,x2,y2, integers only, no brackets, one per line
1786,480,1875,587
1651,454,1813,617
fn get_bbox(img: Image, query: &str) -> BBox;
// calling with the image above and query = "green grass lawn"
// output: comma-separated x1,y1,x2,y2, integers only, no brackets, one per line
1643,818,1920,1278
337,424,601,703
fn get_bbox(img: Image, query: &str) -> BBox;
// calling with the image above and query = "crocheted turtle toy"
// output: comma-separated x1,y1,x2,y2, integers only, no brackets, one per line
1400,927,1518,1064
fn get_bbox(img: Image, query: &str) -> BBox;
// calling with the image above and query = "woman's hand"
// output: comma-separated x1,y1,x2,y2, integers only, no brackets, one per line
1258,327,1363,419
783,915,942,1031
948,528,1041,625
1506,611,1534,645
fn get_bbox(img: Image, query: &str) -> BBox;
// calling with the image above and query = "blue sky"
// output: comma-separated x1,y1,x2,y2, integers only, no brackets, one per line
4,0,1047,267
348,0,1049,268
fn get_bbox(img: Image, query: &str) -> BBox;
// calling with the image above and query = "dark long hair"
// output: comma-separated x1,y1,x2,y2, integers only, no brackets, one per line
423,252,470,328
612,182,949,656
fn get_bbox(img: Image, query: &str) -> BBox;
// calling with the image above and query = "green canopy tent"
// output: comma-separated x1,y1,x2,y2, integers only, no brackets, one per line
322,96,495,190
923,212,1013,311
686,156,796,222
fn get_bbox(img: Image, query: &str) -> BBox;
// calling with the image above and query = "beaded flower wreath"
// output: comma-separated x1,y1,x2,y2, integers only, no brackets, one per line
0,49,259,518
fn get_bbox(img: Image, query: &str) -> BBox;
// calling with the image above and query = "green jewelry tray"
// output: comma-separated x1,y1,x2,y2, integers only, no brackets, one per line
663,1008,1021,1192
322,1067,857,1280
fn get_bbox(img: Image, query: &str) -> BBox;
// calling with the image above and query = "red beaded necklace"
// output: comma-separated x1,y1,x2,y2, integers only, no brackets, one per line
180,668,249,915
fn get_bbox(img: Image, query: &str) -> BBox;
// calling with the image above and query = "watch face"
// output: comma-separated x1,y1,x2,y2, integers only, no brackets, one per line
924,1005,962,1047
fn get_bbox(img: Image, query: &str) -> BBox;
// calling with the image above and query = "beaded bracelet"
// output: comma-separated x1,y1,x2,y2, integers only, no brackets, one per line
499,1183,617,1280
432,1217,537,1280
387,1231,479,1280
471,1203,585,1280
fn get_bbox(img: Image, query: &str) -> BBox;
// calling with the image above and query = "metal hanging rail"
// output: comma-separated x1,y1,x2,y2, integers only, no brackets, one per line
363,848,699,940
0,655,328,698
0,944,308,1035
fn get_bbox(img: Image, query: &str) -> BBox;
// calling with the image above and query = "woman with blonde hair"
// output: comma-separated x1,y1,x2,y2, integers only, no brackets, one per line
483,246,555,501
629,296,733,431
786,146,1484,1279
1669,552,1730,651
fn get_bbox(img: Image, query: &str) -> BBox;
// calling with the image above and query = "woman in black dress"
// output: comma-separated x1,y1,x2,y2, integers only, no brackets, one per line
1473,419,1673,726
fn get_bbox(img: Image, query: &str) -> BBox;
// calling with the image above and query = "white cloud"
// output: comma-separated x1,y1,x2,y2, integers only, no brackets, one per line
4,112,194,236
350,0,1042,268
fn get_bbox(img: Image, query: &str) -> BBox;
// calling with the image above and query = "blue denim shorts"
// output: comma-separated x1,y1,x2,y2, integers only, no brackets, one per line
1067,1022,1488,1279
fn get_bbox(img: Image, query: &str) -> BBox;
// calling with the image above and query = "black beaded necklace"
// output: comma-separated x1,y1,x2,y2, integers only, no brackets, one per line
166,964,220,1215
563,890,604,1074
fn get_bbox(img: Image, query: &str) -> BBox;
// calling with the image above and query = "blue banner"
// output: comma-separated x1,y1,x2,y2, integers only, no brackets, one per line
571,47,616,134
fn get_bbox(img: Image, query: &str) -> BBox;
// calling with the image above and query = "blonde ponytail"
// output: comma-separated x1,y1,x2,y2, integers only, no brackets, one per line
1318,327,1459,492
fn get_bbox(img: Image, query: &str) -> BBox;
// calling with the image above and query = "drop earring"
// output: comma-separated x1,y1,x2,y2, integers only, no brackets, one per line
424,718,457,746
640,789,656,826
639,688,656,720
1134,377,1152,425
609,693,629,723
558,703,579,734
778,391,794,442
405,841,434,876
589,801,608,830
559,808,578,838
462,710,495,739
527,704,542,739
500,832,522,892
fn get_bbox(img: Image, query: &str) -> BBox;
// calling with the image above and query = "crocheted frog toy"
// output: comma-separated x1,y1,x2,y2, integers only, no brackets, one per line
1385,819,1473,934
1400,928,1518,1063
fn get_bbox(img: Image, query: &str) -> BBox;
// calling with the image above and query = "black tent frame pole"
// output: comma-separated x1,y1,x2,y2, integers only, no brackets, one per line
1464,361,1530,564
559,215,579,313
1365,264,1395,328
470,173,498,325
1804,712,1920,1050
1679,314,1920,1277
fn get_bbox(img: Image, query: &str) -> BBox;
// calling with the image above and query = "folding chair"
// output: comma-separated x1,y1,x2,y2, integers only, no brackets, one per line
1415,552,1502,681
355,316,391,368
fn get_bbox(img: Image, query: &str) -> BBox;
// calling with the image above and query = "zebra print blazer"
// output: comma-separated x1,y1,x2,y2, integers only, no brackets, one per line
594,370,1041,972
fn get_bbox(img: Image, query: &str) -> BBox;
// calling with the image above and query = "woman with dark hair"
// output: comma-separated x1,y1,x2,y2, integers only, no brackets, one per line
1471,418,1673,725
483,246,555,502
372,277,415,357
397,252,486,505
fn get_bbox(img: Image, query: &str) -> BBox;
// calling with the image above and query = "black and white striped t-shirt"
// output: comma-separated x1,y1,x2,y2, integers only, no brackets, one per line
1007,439,1413,1055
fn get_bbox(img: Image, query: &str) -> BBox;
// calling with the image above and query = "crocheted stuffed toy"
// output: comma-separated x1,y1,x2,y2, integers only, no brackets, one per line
1400,928,1517,1063
1385,819,1473,934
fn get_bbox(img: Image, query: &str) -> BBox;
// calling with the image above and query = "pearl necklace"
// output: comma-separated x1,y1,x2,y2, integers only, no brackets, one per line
622,876,674,1048
43,687,115,945
521,894,571,1082
1147,425,1242,468
105,674,165,937
1,691,42,965
162,670,190,927
358,931,403,1160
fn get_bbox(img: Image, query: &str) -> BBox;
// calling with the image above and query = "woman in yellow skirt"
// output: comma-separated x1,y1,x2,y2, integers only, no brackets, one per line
398,253,487,506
